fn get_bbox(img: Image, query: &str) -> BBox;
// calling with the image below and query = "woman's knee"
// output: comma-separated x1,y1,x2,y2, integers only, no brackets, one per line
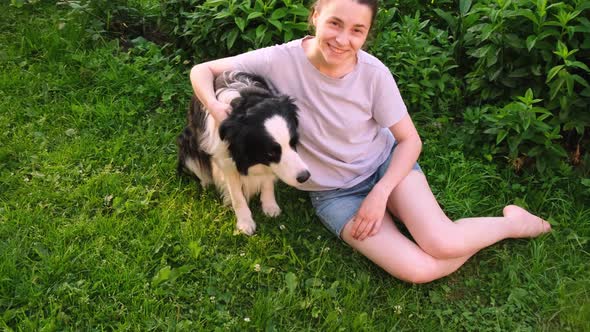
392,257,442,284
418,229,467,259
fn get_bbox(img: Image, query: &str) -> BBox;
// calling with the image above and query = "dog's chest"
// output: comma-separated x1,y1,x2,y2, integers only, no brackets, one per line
245,164,274,177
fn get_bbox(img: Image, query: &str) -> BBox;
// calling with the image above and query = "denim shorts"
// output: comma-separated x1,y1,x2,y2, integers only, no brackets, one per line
309,145,422,239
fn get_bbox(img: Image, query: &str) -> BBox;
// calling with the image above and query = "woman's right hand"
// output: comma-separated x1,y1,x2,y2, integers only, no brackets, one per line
207,99,231,123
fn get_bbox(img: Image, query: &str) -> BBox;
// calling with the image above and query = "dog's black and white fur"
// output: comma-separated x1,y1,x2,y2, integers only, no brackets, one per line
177,71,310,235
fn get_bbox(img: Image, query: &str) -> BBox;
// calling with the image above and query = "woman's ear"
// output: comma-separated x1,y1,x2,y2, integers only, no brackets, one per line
312,10,318,27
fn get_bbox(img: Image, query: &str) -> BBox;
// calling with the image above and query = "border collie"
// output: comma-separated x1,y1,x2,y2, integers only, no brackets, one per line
177,71,310,235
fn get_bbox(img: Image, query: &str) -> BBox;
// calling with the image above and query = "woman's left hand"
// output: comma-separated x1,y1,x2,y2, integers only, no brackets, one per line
351,187,389,241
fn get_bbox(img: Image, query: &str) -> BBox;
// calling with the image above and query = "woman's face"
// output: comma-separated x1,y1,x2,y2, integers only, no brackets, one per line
311,0,372,69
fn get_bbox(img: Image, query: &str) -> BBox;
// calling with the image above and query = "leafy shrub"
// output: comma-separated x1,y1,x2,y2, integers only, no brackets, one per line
460,0,589,100
369,8,463,116
59,0,161,45
434,0,589,171
10,0,40,7
483,89,567,172
160,0,311,61
458,0,589,132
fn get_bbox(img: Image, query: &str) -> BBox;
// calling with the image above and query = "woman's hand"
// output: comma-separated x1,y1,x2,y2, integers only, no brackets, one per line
207,100,231,123
351,185,389,241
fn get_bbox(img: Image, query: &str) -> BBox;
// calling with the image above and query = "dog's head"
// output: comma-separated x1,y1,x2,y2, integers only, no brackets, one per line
219,91,310,186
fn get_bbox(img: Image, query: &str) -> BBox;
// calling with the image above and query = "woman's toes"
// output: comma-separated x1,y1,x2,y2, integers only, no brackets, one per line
503,205,551,238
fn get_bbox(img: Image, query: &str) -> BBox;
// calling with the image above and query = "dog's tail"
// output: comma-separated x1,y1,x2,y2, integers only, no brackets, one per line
176,97,214,185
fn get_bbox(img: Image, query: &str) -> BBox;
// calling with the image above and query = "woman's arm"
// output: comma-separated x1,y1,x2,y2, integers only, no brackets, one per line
373,114,422,197
189,56,236,123
351,114,422,240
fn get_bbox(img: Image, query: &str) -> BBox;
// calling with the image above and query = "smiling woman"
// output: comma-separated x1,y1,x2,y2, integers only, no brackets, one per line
304,0,373,78
188,0,551,284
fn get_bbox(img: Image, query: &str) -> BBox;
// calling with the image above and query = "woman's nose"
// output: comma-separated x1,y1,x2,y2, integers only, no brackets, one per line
335,32,348,45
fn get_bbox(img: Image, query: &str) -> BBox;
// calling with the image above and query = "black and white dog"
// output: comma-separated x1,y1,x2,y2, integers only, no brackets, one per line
177,71,310,235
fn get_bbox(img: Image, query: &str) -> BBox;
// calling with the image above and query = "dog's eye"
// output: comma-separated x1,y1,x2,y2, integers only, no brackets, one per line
289,138,298,149
267,144,281,159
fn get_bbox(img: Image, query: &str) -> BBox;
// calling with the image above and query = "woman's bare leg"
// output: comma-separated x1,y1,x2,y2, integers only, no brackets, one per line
387,171,551,259
341,213,474,283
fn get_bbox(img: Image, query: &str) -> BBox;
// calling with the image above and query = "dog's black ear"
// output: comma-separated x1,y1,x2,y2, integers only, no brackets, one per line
229,97,243,112
219,119,250,175
219,118,235,141
235,156,250,175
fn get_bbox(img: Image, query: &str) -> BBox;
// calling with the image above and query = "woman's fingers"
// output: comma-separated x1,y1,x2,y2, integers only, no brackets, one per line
353,215,376,240
369,217,382,237
352,216,365,239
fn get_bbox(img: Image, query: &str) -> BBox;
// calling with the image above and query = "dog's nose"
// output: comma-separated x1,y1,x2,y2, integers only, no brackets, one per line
296,170,311,183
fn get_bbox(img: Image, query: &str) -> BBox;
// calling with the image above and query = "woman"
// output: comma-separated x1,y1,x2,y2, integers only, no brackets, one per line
189,0,551,283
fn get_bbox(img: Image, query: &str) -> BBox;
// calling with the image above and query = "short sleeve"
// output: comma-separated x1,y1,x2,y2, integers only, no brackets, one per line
371,68,408,128
232,45,276,78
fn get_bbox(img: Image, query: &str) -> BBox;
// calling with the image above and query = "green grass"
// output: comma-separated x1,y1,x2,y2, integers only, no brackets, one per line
1,3,589,331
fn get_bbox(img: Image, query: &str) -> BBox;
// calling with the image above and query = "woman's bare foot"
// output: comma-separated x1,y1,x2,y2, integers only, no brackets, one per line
503,205,552,238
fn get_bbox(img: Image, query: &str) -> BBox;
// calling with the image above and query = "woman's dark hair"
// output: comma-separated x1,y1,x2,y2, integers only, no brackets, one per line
308,0,379,31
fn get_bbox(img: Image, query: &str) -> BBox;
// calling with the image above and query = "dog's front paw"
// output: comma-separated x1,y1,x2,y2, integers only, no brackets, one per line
262,201,282,217
236,216,257,235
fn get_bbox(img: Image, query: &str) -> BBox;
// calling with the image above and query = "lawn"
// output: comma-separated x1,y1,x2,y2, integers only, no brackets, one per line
1,2,589,331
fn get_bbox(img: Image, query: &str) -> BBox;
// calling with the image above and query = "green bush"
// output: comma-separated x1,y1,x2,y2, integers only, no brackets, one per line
56,0,589,173
460,89,571,173
9,0,40,7
160,0,311,61
60,0,159,43
434,0,589,171
489,89,566,172
369,8,463,116
460,0,589,102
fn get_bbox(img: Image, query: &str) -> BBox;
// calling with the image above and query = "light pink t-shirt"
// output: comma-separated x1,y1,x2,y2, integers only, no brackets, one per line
233,37,408,191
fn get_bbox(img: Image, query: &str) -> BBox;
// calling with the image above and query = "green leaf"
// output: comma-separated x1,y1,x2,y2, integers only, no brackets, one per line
284,28,294,42
255,0,264,11
535,157,546,174
523,114,532,131
459,0,473,16
268,19,282,31
214,10,232,19
528,146,543,157
284,22,309,31
10,0,25,8
516,8,538,25
496,129,508,144
526,35,537,51
152,266,172,287
255,24,267,40
434,9,456,29
288,5,310,17
546,65,564,82
247,12,264,20
188,241,202,259
271,8,288,20
566,73,574,95
285,272,298,294
205,0,228,7
235,16,246,31
226,29,239,49
524,88,534,101
572,74,590,88
567,61,590,72
468,44,491,58
509,68,529,78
